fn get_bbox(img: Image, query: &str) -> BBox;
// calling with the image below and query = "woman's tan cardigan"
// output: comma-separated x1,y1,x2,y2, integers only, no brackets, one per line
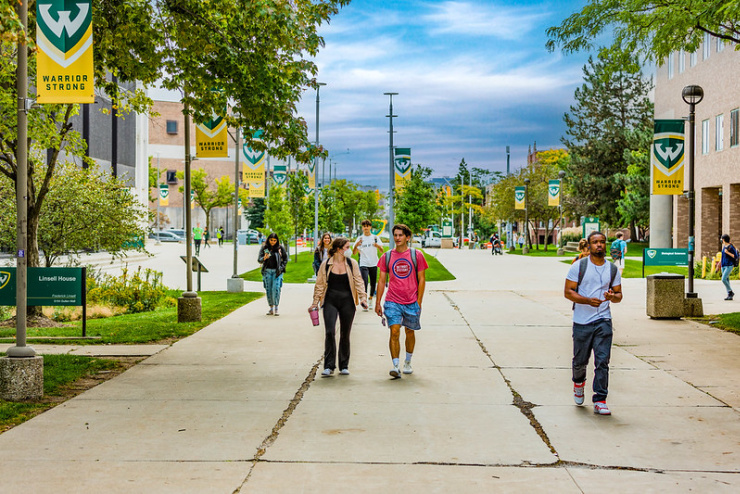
312,257,368,307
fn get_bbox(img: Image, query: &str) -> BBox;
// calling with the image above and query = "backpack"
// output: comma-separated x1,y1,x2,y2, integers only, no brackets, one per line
610,239,623,260
730,244,739,267
325,256,353,276
383,248,419,285
572,257,618,310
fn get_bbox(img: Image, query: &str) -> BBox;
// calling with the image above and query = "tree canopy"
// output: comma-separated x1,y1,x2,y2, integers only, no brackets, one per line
395,165,439,234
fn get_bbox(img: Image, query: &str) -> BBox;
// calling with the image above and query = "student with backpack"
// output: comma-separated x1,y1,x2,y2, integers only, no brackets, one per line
353,219,384,310
375,224,429,379
564,231,623,416
720,234,738,300
309,237,368,377
609,232,627,274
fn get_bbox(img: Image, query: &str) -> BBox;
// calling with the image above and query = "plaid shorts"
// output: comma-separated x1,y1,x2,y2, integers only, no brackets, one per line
383,301,421,330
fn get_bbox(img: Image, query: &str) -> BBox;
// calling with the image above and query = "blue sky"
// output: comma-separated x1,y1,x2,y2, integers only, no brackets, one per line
295,0,595,189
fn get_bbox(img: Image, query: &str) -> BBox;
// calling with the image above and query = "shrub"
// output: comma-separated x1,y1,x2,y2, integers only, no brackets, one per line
87,266,168,313
561,227,582,244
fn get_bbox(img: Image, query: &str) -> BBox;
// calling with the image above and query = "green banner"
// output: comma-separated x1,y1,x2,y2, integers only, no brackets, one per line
644,248,689,267
0,267,84,306
651,119,685,195
273,164,287,185
394,148,411,190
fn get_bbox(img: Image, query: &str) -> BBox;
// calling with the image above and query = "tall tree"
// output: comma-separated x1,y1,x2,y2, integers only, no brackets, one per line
286,171,311,238
395,166,439,234
176,168,233,233
616,127,652,240
264,185,294,249
547,0,740,60
562,47,653,226
245,198,266,230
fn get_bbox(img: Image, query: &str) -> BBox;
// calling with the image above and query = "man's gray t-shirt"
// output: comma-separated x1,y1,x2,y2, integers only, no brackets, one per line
566,257,622,324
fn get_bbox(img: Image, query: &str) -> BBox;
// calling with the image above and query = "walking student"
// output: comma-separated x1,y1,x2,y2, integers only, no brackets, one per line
258,233,288,316
217,226,224,247
564,231,622,416
375,224,428,379
610,232,627,274
353,220,384,310
571,238,589,264
310,237,368,377
203,227,211,249
193,223,204,256
720,234,738,300
313,232,333,276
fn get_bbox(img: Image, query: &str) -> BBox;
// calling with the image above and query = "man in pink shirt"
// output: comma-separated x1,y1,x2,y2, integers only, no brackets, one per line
375,224,428,378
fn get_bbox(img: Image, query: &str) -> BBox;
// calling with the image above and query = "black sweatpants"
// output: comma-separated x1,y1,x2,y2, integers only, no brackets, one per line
322,289,356,371
360,266,378,297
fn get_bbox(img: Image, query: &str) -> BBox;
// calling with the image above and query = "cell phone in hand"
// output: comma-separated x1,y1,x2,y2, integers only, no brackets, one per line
381,317,386,326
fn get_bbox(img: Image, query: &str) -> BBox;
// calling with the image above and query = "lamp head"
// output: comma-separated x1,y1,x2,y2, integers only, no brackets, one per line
682,85,704,105
558,170,566,179
524,178,530,185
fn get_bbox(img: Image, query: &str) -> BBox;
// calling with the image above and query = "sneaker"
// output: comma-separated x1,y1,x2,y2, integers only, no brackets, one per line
266,307,274,315
273,306,279,316
593,401,611,415
389,366,401,379
573,381,585,405
403,361,413,374
339,369,350,375
725,292,734,301
321,368,333,378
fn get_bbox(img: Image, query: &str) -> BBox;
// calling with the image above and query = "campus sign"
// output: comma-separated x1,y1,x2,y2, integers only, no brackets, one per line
0,267,84,306
36,0,95,103
651,119,685,195
582,216,600,238
643,248,689,267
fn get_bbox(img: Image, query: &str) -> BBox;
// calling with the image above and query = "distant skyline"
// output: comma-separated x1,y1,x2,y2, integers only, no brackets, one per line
295,0,595,189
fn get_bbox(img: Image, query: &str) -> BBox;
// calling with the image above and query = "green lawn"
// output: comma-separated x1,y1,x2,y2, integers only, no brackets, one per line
699,312,740,336
241,248,455,283
0,290,263,344
0,354,121,432
508,247,577,257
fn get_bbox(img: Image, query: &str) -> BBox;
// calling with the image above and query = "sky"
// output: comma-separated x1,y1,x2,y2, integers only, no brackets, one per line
295,0,595,190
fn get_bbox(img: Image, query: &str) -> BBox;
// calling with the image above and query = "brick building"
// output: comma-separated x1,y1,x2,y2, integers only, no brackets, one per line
654,35,740,258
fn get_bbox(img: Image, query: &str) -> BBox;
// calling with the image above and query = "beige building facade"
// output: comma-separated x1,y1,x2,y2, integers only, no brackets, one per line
654,35,740,259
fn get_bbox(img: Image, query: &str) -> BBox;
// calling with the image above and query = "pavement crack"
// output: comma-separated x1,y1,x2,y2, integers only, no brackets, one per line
235,355,323,493
442,292,560,459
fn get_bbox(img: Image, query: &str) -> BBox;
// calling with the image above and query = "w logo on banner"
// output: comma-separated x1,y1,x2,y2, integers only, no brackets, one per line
394,148,412,175
197,114,226,138
548,179,561,207
647,250,657,259
243,130,266,169
651,119,686,195
514,186,525,210
0,271,10,290
654,140,684,170
273,165,287,186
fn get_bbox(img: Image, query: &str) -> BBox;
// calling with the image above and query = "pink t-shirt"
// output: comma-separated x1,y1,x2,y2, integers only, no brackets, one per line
377,248,428,304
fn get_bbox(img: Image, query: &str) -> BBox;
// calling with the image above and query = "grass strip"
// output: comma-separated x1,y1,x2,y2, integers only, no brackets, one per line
0,291,263,345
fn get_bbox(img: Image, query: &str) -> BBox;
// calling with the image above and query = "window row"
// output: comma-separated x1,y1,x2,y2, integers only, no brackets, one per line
666,33,726,79
701,109,740,155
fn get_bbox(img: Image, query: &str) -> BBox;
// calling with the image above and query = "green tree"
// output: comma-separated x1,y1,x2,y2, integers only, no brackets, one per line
264,185,294,250
562,47,653,226
395,166,440,234
245,198,266,230
547,0,740,61
616,127,652,240
0,162,149,267
176,168,233,233
287,171,311,237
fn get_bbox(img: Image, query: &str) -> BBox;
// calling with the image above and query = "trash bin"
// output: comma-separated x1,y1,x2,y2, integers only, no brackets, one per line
237,231,247,245
646,273,685,319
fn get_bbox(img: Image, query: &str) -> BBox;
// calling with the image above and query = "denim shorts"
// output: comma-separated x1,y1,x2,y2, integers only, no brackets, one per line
383,301,421,330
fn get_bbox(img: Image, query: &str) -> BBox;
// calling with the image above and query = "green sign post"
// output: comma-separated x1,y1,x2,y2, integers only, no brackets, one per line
0,267,87,335
582,216,600,239
642,248,689,277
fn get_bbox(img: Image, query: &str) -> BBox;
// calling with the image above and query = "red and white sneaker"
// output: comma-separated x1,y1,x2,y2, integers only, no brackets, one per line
574,381,585,405
593,401,611,415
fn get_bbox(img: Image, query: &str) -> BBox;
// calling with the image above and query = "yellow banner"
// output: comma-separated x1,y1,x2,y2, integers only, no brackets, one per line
395,172,409,192
196,116,228,158
514,186,525,210
308,169,315,189
36,1,94,104
548,180,561,207
159,184,169,206
651,120,686,195
248,182,265,198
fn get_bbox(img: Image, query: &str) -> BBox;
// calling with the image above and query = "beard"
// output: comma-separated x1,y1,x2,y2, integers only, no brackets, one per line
591,250,605,258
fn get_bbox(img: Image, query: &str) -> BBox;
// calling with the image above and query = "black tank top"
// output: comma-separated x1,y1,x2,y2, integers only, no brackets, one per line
327,270,351,295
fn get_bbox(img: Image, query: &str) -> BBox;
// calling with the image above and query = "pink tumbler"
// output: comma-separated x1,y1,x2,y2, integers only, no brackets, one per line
309,307,320,326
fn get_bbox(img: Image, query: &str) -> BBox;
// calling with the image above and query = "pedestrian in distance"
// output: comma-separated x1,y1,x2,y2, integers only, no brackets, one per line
564,231,622,415
258,233,288,316
518,233,525,250
203,227,211,249
353,220,384,311
571,238,589,264
217,226,225,247
720,234,738,300
193,222,204,256
610,232,627,274
313,232,333,276
310,237,368,377
375,224,428,379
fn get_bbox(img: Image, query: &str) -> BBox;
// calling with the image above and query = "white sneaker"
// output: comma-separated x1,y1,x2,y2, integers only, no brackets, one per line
321,368,333,377
273,306,279,316
574,381,585,406
339,369,350,375
403,361,413,374
389,366,401,379
266,307,274,315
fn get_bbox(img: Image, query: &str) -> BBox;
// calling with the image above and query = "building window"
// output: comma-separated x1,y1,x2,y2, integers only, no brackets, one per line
166,120,178,134
702,119,710,155
667,53,674,79
717,35,725,52
166,170,178,184
690,51,697,67
731,109,739,147
703,33,711,59
678,49,685,73
716,114,724,151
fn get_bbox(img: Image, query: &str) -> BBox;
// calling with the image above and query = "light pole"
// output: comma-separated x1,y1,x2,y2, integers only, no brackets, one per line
313,82,326,252
523,178,530,254
557,170,566,255
682,85,703,298
505,145,513,249
384,92,398,235
226,122,244,293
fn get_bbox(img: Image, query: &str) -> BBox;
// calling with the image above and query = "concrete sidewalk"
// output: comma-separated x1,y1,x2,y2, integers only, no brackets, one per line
0,249,739,492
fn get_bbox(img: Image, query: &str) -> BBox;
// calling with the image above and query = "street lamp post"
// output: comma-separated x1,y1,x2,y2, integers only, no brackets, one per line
523,178,530,254
557,170,566,255
384,92,398,236
313,82,326,252
682,85,704,298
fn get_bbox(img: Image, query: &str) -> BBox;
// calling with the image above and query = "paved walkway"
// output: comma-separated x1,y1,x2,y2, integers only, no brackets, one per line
1,248,739,492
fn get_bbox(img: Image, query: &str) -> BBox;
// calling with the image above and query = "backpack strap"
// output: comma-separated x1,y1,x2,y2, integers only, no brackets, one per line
573,257,617,310
384,249,419,285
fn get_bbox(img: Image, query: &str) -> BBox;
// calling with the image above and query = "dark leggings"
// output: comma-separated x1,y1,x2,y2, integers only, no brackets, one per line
322,290,356,370
360,266,377,297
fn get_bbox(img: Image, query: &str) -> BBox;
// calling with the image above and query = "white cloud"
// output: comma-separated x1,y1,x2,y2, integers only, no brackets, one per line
421,1,549,40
